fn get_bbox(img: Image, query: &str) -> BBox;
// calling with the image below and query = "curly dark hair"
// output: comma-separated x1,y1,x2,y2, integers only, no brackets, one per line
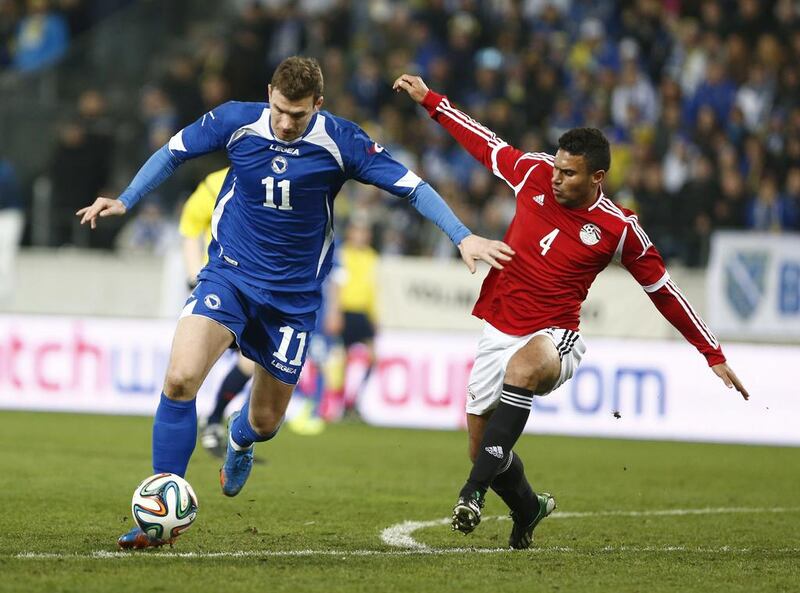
270,56,324,101
558,128,611,173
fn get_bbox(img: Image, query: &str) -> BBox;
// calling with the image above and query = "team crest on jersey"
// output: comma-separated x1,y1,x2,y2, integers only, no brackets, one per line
271,155,288,174
368,142,384,155
204,294,221,310
579,223,601,246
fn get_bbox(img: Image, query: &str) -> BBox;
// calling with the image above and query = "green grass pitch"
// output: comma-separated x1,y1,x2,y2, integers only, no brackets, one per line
0,410,797,593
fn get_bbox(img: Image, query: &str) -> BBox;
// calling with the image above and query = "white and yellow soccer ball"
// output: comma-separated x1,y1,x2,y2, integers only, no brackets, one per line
131,473,199,542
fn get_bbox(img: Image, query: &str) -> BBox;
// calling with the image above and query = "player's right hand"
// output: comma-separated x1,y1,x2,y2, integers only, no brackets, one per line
392,74,430,104
711,362,750,400
458,234,515,274
76,197,127,229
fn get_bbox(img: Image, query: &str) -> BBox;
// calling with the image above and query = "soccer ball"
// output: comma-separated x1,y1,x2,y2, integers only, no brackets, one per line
131,473,199,541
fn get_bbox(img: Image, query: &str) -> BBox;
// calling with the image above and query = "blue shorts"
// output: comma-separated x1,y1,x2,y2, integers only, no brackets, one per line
181,267,318,384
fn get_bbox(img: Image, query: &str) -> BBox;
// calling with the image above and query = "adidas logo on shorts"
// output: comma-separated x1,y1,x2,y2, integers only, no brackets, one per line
485,445,504,459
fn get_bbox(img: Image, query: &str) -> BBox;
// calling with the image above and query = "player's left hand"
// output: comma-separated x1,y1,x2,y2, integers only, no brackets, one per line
458,234,515,274
76,197,127,229
711,362,750,400
392,74,430,103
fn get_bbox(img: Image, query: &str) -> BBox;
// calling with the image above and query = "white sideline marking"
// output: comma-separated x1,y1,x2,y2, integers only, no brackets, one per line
12,507,800,560
13,545,800,560
380,507,800,550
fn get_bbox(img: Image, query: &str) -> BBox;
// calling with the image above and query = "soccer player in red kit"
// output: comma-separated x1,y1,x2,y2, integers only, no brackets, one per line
393,74,750,549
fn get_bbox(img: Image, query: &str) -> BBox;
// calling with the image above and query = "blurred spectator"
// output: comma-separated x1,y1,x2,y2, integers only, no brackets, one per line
733,0,776,47
162,55,204,128
12,0,68,72
619,0,673,81
348,54,387,119
139,85,178,154
48,119,111,246
679,156,719,266
635,161,676,257
0,0,20,68
568,17,619,74
58,0,91,38
785,167,800,229
684,59,737,128
667,18,707,97
0,155,21,209
77,88,114,149
265,1,308,73
444,11,479,99
223,5,268,102
524,63,560,129
115,198,176,254
0,156,24,301
610,49,658,131
200,72,231,111
715,170,748,230
747,174,799,231
408,13,445,78
477,191,515,240
735,63,775,132
696,0,730,38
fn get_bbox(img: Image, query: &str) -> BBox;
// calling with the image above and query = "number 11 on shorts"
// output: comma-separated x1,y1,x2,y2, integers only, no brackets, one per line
274,326,307,365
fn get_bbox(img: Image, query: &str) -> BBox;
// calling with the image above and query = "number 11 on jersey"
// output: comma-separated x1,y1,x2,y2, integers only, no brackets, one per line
539,228,560,255
262,176,292,210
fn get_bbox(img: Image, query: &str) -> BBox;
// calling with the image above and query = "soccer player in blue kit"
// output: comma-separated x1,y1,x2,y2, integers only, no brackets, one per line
77,56,514,549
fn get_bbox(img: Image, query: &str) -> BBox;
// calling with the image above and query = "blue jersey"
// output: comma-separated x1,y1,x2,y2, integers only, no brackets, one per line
168,101,421,294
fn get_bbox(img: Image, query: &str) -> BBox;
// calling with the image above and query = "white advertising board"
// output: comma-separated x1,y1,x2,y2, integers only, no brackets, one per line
708,231,800,341
359,329,797,446
377,257,708,339
1,315,794,446
0,314,235,416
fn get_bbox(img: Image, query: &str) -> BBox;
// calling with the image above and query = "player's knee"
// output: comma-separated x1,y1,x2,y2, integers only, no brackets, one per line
163,368,200,401
249,408,283,437
505,358,557,394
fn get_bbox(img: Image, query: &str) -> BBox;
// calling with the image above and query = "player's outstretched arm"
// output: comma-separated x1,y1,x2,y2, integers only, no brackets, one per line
711,362,750,400
394,74,531,188
458,234,515,274
76,197,127,229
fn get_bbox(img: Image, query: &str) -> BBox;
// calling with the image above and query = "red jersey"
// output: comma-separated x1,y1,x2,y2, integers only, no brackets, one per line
422,91,725,366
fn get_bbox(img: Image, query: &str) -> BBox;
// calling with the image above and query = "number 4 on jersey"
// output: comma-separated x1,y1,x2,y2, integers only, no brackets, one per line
539,228,560,255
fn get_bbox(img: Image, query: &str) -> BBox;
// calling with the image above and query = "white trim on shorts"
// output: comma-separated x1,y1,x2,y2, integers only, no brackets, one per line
466,322,587,415
179,296,241,349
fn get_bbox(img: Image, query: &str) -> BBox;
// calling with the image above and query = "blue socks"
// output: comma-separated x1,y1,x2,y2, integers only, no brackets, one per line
152,393,197,477
230,400,281,449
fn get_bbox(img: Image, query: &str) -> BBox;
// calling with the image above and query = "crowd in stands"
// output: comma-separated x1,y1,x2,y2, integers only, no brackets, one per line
0,0,141,72
3,0,800,266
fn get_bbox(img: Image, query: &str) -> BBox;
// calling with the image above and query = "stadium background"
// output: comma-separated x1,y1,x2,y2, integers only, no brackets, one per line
0,2,799,590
